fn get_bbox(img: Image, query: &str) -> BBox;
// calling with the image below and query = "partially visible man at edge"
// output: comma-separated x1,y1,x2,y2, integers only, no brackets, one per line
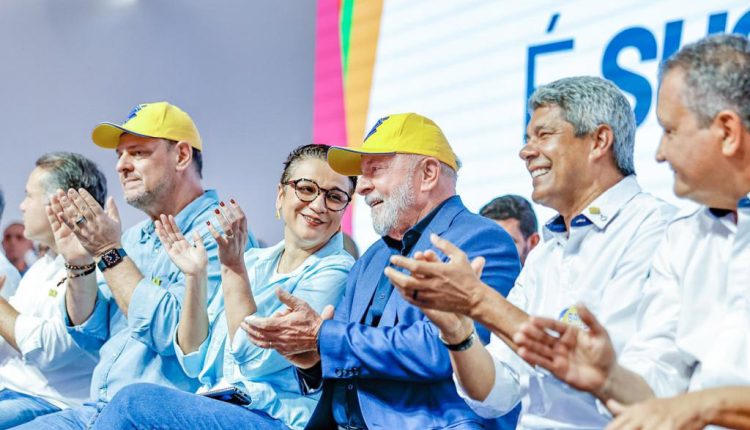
0,191,22,299
0,153,105,427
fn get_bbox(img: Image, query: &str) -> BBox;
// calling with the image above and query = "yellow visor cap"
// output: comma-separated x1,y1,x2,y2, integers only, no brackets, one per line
92,101,202,150
327,113,458,176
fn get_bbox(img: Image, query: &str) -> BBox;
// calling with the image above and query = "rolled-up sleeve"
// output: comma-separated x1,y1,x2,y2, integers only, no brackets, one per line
62,286,110,354
15,312,96,370
128,277,185,356
174,329,210,378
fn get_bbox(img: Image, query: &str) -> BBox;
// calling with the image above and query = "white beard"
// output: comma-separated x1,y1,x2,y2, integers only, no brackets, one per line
368,179,415,237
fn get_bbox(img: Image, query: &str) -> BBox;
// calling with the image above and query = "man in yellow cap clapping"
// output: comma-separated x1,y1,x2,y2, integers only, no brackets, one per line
17,102,257,429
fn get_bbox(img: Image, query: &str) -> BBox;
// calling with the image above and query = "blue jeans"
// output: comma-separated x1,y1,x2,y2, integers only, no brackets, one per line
10,402,104,430
92,383,290,430
0,389,60,429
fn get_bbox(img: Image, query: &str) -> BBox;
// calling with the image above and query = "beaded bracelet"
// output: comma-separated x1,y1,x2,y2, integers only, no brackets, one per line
64,262,96,271
56,266,96,287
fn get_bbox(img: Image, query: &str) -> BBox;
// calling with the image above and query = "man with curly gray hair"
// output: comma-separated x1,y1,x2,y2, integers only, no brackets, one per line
385,75,676,429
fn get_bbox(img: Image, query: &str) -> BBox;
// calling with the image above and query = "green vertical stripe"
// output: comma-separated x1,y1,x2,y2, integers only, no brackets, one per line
340,0,355,81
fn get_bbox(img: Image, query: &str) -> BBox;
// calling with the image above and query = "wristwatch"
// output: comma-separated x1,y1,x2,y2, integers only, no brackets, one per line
439,329,477,352
97,248,127,272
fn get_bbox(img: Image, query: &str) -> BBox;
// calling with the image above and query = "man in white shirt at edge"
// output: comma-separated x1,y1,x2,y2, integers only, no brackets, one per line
384,76,676,429
512,34,750,430
0,190,22,300
0,152,106,428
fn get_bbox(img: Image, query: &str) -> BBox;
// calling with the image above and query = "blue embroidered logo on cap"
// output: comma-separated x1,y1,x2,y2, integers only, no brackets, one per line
364,116,389,141
125,104,145,123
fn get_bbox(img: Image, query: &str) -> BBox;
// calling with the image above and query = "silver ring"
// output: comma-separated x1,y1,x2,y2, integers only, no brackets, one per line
75,216,86,226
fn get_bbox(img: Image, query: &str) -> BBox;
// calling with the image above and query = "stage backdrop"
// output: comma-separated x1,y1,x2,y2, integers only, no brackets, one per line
315,0,750,250
0,0,315,247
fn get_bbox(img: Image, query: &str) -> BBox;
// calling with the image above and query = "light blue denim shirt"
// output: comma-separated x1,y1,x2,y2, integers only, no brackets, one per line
63,190,258,402
176,232,353,430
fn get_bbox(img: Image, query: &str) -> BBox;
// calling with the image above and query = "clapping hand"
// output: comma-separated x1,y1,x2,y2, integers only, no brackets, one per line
513,304,616,395
206,200,248,271
386,234,488,315
53,189,122,257
155,214,208,278
47,196,92,266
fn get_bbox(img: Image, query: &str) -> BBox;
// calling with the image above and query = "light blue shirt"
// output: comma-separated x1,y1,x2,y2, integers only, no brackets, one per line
176,232,353,430
63,190,258,402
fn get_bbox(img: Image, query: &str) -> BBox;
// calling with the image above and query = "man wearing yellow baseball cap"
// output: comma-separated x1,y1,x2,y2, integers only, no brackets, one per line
20,101,257,428
245,112,521,429
327,112,460,175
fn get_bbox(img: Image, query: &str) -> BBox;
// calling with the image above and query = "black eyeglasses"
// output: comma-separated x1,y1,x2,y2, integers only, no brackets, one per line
283,178,351,211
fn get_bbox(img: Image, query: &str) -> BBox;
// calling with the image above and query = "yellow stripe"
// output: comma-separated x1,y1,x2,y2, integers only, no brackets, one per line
344,0,383,149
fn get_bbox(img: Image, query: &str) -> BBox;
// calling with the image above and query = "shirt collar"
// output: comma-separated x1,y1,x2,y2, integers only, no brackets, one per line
139,189,219,243
544,175,641,237
706,195,750,218
382,196,455,254
255,232,346,280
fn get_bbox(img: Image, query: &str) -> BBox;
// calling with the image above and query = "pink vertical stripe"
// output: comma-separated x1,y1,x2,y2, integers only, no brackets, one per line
313,0,351,233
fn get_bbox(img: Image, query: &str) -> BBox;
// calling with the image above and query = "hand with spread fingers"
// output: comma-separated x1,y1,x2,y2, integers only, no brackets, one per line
47,196,93,266
513,304,616,396
205,199,248,271
53,188,122,257
154,214,208,278
241,287,332,357
385,233,489,315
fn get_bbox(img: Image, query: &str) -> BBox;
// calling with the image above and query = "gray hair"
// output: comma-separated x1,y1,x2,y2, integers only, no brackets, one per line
400,154,459,188
662,34,750,130
529,76,636,176
36,152,108,206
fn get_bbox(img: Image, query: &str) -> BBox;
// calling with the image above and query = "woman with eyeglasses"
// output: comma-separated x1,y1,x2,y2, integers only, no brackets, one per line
92,144,357,430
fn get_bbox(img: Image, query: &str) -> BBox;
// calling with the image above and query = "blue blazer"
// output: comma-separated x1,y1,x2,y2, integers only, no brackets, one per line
304,196,521,429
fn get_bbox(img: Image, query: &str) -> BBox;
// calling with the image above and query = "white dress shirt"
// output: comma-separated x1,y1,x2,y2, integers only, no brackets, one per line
456,176,677,429
0,252,21,300
0,252,96,409
618,201,750,398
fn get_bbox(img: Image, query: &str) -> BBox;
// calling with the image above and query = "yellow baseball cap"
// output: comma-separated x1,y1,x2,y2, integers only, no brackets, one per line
327,113,459,176
91,101,203,150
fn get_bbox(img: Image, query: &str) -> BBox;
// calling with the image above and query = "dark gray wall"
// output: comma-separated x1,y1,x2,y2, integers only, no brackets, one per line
0,0,315,246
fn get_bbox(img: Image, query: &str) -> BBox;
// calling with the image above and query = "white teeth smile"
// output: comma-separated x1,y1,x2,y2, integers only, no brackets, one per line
531,168,550,178
302,214,323,225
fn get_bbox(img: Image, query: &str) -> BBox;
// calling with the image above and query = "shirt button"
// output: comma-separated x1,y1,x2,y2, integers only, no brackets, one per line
379,294,385,300
347,384,354,390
